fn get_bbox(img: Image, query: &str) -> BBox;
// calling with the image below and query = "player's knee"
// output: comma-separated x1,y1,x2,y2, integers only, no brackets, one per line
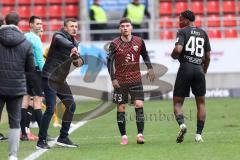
134,100,143,108
117,104,125,112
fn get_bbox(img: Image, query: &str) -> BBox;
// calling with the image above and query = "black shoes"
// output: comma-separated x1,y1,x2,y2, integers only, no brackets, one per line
0,133,8,142
176,124,187,143
36,140,50,149
56,136,78,148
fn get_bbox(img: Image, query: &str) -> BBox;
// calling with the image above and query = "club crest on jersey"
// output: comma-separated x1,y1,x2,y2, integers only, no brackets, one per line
133,45,139,52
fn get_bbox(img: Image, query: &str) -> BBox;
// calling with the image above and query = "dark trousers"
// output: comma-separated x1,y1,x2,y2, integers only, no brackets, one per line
0,95,23,128
38,78,76,141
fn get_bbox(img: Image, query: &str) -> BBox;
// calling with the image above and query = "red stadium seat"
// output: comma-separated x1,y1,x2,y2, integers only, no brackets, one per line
175,2,188,15
19,20,29,32
49,0,62,4
223,1,235,13
34,0,47,5
208,30,222,38
49,19,62,31
33,5,47,18
49,5,62,18
207,15,220,27
1,6,15,16
41,34,48,42
18,0,31,5
160,16,174,28
207,1,220,14
224,29,238,38
195,15,203,27
0,0,15,5
223,14,237,27
65,0,78,4
191,1,203,15
160,30,174,40
65,5,79,18
159,2,172,15
17,6,30,19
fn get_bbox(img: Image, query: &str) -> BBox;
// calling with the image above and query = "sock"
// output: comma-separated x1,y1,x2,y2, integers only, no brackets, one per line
135,108,144,134
26,106,34,128
20,108,27,135
9,128,20,157
196,120,205,134
34,109,42,128
117,112,126,136
176,114,185,126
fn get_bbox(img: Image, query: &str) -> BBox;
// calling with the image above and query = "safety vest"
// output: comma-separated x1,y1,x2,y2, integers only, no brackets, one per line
91,4,107,23
126,3,145,25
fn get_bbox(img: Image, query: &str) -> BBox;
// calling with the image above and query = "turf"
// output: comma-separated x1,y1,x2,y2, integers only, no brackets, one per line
0,98,240,160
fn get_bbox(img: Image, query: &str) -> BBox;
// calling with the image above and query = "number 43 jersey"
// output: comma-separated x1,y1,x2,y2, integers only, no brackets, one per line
175,26,211,65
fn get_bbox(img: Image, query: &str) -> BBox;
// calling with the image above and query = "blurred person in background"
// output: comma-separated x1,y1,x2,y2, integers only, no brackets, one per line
89,0,108,41
123,0,150,39
0,12,35,160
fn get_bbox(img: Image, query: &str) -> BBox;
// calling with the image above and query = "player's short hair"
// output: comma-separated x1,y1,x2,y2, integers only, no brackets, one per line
180,10,195,22
119,17,132,25
29,16,41,24
63,18,78,27
5,12,20,25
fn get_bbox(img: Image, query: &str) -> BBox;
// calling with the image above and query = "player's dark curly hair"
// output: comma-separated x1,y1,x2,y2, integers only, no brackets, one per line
180,10,195,22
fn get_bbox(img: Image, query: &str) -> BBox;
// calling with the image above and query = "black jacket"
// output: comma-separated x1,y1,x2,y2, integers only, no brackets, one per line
42,28,79,83
0,25,35,96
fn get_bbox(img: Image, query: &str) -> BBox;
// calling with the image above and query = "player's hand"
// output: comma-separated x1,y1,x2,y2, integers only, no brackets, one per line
112,79,120,88
70,47,79,58
72,58,83,67
147,68,155,82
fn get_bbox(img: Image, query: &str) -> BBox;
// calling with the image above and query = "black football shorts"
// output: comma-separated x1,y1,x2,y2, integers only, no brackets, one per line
173,63,206,97
113,83,144,104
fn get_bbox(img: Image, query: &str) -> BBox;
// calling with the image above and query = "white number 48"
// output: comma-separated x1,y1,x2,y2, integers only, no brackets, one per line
185,36,204,57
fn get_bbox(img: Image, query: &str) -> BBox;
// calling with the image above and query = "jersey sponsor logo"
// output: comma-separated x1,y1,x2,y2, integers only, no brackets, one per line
183,55,202,64
133,45,139,52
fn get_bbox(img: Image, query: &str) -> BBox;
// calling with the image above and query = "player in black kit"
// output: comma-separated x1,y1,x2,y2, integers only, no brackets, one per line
171,10,211,143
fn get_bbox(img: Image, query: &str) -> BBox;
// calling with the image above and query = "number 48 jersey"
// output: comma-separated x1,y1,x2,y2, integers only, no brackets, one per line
175,26,211,65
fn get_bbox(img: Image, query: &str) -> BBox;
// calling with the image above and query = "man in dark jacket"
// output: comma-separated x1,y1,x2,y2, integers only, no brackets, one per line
37,18,83,149
0,12,35,160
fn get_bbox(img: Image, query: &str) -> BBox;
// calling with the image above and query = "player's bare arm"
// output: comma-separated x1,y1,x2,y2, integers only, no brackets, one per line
171,45,183,59
203,51,210,74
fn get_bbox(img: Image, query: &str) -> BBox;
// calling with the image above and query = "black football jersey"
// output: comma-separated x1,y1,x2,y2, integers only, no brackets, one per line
175,26,211,65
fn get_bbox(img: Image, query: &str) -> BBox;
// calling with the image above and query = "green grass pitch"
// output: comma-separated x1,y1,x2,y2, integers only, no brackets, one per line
0,98,240,160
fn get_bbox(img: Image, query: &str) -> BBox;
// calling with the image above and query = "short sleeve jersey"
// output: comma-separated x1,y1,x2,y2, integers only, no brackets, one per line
175,26,211,65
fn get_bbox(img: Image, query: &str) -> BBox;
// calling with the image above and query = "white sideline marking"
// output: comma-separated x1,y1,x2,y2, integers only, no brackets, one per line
24,101,113,160
24,121,87,160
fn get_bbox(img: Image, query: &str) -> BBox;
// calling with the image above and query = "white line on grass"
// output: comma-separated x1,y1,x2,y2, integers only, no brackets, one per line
24,101,113,160
24,121,87,160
